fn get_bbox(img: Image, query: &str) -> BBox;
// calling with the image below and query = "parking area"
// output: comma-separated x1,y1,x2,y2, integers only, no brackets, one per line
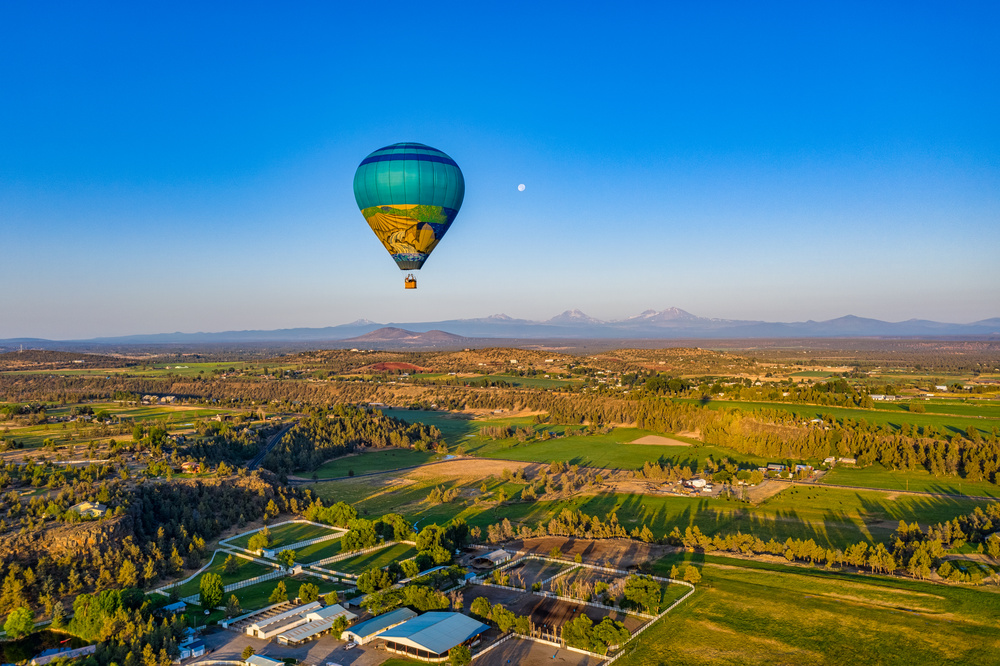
195,627,392,666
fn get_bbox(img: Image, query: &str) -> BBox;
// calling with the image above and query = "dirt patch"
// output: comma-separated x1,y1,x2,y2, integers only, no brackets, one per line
745,479,788,504
476,638,605,666
631,435,691,446
467,583,644,633
360,362,431,372
403,458,540,482
508,536,678,570
676,429,702,440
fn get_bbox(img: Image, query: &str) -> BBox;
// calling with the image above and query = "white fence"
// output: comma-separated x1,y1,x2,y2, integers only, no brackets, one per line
309,539,407,567
225,568,285,592
262,530,345,559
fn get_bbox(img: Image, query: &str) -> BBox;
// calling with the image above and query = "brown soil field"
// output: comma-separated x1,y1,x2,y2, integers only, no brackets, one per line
508,536,678,570
631,435,691,446
467,583,645,633
505,559,573,588
405,458,541,482
361,362,430,372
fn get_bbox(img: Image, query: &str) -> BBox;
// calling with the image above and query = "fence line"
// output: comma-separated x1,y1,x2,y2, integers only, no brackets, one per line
310,540,399,567
470,632,514,660
262,530,345,558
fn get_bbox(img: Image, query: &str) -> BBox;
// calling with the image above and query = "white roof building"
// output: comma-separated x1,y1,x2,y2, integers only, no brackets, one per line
276,604,358,646
245,601,322,638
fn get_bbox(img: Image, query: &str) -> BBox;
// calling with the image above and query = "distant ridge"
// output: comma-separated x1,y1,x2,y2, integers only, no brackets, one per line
2,309,998,348
345,327,468,345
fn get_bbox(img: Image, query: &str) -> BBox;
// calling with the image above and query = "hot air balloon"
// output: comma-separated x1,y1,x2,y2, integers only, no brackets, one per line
353,142,465,289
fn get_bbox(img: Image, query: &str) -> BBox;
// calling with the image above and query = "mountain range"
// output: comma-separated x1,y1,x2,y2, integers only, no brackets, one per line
2,309,999,349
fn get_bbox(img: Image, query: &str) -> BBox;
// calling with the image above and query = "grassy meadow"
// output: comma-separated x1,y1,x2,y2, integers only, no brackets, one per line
309,475,993,550
615,554,1000,666
309,448,444,478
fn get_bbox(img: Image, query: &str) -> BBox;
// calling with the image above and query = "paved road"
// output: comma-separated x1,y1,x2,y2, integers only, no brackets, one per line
248,422,296,470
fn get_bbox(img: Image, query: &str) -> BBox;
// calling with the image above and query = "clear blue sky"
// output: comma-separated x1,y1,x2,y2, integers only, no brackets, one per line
1,1,997,339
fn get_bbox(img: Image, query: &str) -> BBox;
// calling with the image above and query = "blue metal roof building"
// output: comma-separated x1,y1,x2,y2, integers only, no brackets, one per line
378,612,489,661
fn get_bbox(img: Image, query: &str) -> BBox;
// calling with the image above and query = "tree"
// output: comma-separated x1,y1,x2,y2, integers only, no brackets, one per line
470,596,491,620
332,613,349,639
277,549,297,571
4,606,35,640
226,594,242,618
223,554,239,575
247,527,272,552
298,582,320,603
265,499,280,520
199,573,224,609
51,600,65,629
623,575,661,613
268,580,288,604
241,646,256,660
683,565,702,585
357,567,394,594
491,604,515,632
449,644,471,666
118,559,138,588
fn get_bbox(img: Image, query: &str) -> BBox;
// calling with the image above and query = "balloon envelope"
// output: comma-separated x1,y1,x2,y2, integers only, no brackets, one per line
353,142,465,270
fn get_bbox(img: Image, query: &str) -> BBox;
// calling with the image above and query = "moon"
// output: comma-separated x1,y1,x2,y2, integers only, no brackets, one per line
517,184,525,191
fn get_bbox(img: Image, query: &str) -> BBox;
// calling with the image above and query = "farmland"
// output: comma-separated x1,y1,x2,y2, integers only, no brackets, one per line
615,553,1000,665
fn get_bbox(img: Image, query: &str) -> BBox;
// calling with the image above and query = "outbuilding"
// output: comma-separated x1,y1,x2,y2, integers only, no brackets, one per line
342,607,417,645
378,612,490,662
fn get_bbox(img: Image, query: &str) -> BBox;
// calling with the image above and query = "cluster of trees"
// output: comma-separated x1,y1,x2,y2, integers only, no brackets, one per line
666,506,1000,585
469,595,630,655
485,509,654,544
263,406,441,474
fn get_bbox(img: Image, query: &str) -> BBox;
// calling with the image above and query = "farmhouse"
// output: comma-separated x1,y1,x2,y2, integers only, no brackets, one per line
472,549,513,569
181,461,200,473
766,464,785,472
378,612,490,662
342,607,417,644
69,501,107,518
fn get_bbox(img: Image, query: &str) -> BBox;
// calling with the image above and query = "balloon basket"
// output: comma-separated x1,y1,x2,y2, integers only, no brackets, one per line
404,275,417,289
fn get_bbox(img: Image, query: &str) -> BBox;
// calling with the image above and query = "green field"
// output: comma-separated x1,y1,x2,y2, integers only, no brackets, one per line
227,522,341,551
680,398,1000,435
308,449,444,478
169,552,275,597
331,543,418,575
615,553,1000,665
466,429,767,471
310,477,992,550
295,537,344,563
380,409,539,447
198,575,344,612
821,464,1000,498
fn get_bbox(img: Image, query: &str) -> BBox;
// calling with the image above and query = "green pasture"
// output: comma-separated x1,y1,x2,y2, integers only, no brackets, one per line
821,464,1000,498
296,538,344,563
309,477,992,550
308,448,444,477
198,575,344,612
615,554,1000,665
227,522,340,551
466,430,767,471
379,409,539,446
678,398,1000,435
332,543,418,574
169,553,275,598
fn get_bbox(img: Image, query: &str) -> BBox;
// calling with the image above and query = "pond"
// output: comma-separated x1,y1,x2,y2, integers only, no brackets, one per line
0,629,89,663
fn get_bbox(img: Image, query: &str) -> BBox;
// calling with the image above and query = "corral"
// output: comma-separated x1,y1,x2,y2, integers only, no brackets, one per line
466,583,646,634
504,558,573,589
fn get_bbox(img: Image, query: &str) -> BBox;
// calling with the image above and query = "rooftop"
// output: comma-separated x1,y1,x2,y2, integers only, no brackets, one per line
379,612,490,655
